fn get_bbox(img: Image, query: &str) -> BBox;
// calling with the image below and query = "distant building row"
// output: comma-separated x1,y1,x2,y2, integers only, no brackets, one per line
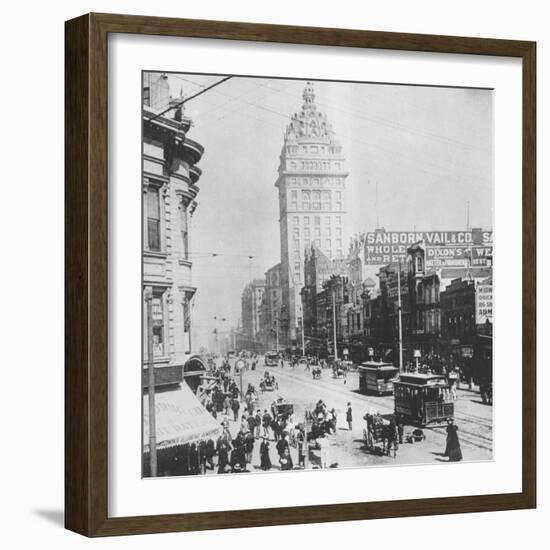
239,231,493,382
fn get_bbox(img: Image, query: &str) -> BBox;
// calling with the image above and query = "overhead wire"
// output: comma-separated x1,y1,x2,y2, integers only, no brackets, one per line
174,75,490,187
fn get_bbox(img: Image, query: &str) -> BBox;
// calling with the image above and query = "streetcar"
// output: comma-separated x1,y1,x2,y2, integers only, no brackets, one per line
264,351,279,367
393,372,454,427
358,361,399,395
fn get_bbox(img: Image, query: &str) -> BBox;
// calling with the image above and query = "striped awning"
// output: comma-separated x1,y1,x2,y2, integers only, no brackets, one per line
143,382,222,451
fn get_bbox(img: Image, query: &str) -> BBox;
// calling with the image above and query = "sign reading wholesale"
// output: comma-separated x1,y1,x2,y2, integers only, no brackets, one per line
364,230,492,265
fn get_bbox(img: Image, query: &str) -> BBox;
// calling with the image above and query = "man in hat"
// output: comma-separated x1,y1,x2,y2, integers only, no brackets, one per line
346,402,353,431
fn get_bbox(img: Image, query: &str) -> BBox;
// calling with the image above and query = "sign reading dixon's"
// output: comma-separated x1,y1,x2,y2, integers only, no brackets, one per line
364,230,493,265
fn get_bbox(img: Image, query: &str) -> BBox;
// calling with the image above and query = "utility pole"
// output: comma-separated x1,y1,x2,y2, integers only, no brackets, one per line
144,286,157,477
397,265,403,372
375,180,380,228
301,316,306,356
332,286,338,361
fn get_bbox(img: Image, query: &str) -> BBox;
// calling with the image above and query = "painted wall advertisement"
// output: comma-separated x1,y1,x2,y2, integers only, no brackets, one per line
476,283,493,324
364,230,493,266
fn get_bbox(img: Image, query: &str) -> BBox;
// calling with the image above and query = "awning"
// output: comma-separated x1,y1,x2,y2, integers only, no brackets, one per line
143,382,223,452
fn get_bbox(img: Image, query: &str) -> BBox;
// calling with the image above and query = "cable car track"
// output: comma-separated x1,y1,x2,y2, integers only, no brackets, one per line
252,366,493,454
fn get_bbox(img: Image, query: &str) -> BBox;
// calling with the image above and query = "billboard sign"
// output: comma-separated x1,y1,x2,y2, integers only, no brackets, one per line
425,246,470,268
471,246,493,267
364,230,493,266
476,284,493,324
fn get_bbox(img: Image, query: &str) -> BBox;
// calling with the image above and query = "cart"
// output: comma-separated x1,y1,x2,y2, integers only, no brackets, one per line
362,413,390,454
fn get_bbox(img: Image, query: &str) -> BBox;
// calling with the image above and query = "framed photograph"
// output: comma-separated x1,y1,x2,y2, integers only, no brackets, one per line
65,13,536,536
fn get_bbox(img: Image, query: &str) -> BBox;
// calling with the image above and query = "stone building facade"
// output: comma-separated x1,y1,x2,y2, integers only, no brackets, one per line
142,73,204,388
260,264,282,350
275,82,349,345
240,279,266,351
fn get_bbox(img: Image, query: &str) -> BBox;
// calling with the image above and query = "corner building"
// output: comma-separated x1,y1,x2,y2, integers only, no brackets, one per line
275,82,349,345
142,73,204,387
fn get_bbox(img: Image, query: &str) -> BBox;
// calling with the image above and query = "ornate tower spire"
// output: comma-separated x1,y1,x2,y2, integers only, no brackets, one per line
302,81,316,111
275,81,349,347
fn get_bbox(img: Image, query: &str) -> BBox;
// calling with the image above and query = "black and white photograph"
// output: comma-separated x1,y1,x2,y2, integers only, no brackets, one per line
142,72,493,478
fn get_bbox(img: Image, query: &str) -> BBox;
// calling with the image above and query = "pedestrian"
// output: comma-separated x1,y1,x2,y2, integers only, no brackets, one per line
239,414,249,435
245,431,255,464
216,438,229,474
204,439,215,471
279,447,294,471
254,409,262,439
385,418,399,458
262,409,271,438
231,398,240,422
297,428,307,468
346,402,353,431
287,412,296,445
230,446,247,473
329,408,337,433
260,437,272,470
221,418,232,441
451,382,458,401
247,411,256,435
276,432,290,458
271,417,282,441
444,418,463,461
223,395,231,416
396,413,404,445
317,433,329,468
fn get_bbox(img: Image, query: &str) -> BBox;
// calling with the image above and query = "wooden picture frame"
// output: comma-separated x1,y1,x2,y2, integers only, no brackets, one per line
65,12,536,537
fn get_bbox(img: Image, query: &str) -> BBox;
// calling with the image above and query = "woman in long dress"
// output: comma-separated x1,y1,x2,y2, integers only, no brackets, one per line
445,419,463,462
260,438,272,471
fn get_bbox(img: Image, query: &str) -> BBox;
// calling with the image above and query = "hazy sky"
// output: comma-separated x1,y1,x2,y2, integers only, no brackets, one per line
160,74,493,347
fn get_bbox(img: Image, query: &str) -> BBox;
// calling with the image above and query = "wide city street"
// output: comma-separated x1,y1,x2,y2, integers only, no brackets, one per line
221,358,493,473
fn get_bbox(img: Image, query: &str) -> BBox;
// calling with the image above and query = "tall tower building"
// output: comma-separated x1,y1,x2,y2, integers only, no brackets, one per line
275,82,349,345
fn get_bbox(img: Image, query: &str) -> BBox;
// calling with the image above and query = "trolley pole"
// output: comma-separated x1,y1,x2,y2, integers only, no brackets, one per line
144,286,157,477
301,317,306,356
397,265,403,373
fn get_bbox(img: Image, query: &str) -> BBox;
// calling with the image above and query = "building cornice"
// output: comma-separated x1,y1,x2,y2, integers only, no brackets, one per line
143,250,169,259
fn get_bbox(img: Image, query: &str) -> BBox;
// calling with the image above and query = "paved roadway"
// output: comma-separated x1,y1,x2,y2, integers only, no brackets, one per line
228,359,493,471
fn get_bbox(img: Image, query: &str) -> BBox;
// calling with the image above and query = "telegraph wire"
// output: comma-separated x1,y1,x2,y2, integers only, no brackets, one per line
145,76,233,123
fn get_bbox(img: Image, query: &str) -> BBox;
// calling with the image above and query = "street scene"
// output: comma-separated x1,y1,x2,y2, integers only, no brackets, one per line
142,72,493,477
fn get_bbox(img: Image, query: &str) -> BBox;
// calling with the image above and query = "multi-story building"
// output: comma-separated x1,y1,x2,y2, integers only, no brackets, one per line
301,244,345,345
142,73,204,388
240,279,266,351
440,278,476,346
378,263,411,360
260,264,282,350
276,82,349,345
406,243,441,357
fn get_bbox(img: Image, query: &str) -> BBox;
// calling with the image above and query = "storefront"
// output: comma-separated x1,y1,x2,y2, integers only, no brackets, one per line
143,382,223,476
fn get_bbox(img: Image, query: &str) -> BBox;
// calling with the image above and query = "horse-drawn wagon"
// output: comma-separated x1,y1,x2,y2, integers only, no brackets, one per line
260,372,279,392
362,413,399,457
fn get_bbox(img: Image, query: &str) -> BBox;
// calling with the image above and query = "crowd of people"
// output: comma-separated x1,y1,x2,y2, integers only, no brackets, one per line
148,351,465,476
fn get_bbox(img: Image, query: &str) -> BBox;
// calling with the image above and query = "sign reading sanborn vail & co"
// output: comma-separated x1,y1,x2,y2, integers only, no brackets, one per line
364,230,492,265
